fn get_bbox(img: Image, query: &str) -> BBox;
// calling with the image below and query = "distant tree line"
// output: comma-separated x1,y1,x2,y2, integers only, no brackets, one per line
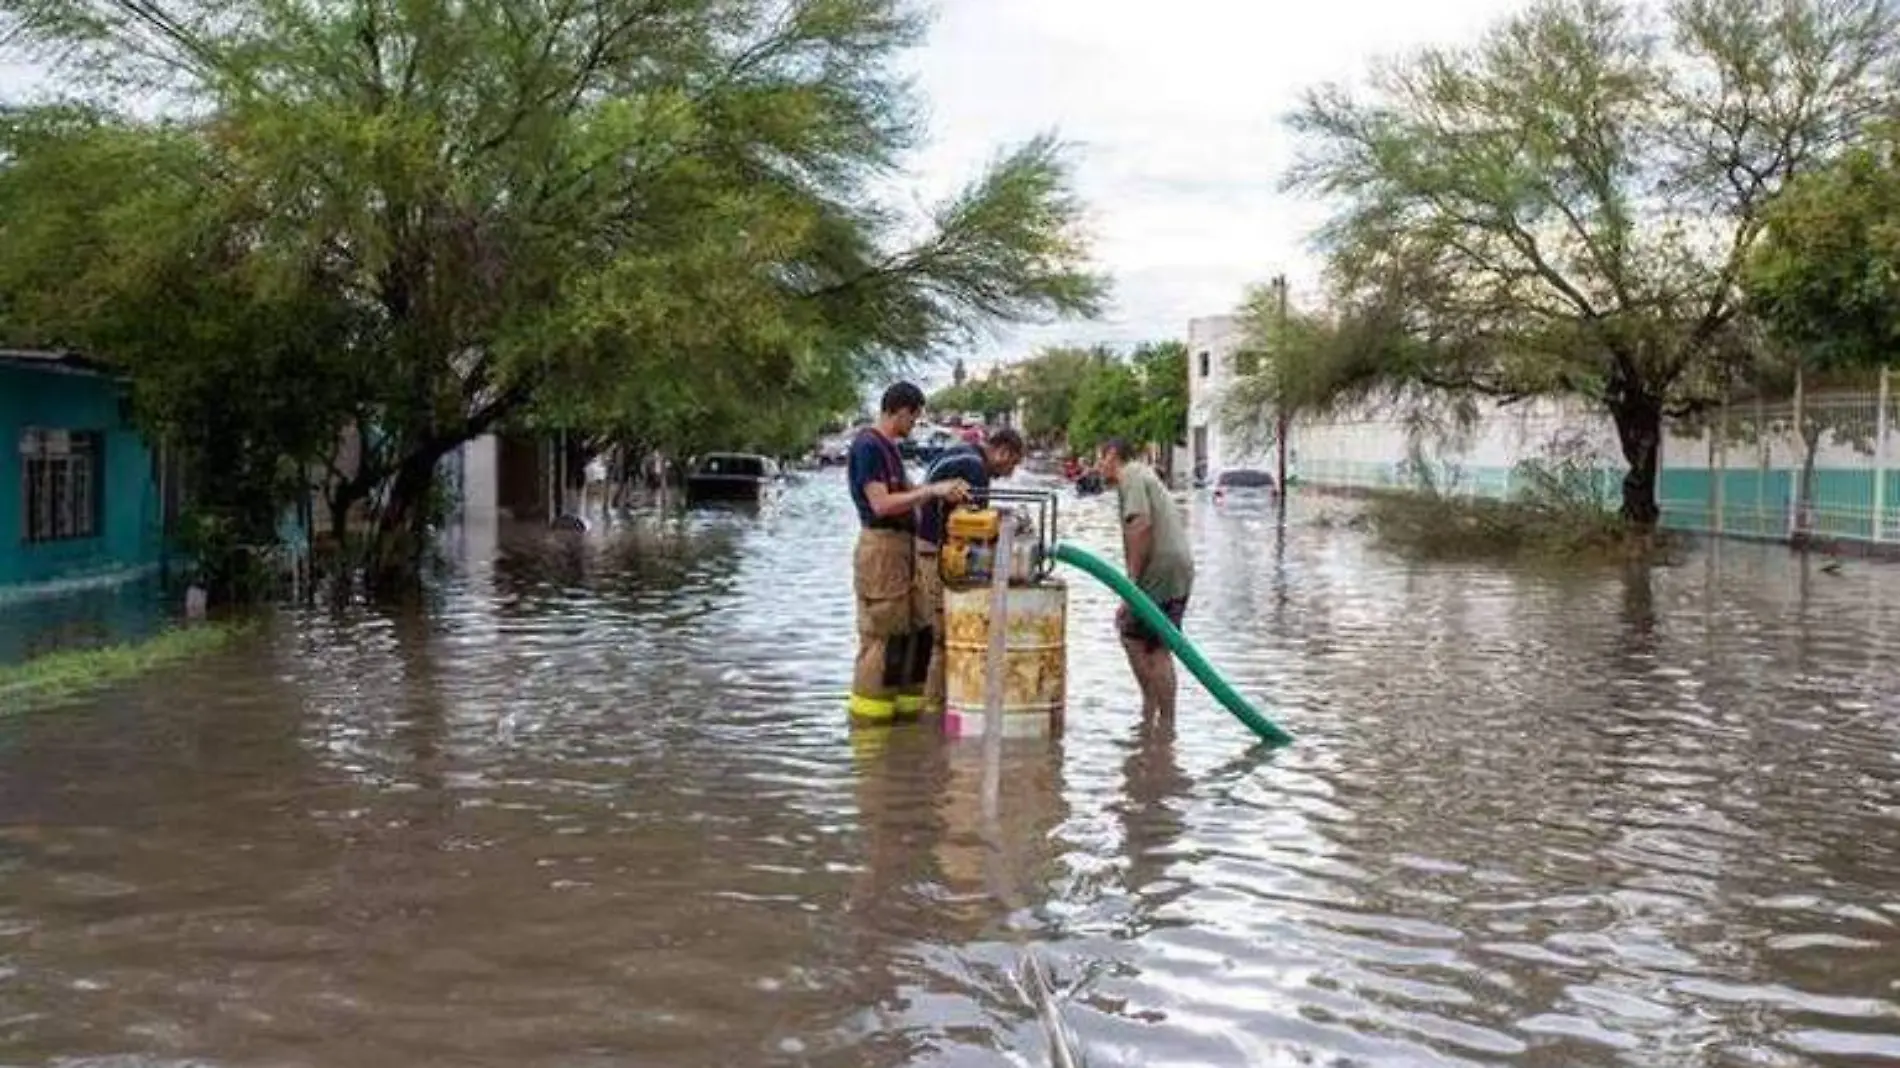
930,341,1188,457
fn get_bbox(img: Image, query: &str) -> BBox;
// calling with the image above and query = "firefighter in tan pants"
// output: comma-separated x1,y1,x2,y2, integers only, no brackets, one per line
846,382,968,723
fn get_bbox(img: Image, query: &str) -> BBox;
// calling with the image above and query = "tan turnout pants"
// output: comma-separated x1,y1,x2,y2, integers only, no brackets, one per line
851,529,932,721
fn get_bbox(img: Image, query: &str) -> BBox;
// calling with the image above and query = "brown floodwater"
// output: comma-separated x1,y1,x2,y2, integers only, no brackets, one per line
4,471,1900,1067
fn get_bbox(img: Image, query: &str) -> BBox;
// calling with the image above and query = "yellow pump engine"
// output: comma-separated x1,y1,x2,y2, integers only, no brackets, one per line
937,491,1057,588
939,506,1002,587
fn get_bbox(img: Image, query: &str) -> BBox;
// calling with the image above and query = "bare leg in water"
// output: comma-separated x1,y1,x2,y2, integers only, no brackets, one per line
1120,635,1154,718
1146,644,1178,724
1120,636,1177,724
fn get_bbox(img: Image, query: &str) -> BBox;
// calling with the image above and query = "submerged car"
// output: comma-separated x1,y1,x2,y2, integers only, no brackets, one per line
685,452,780,505
1212,468,1276,503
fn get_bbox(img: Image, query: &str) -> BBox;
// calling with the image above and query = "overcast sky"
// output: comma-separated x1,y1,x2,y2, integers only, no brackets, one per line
893,0,1528,386
2,0,1530,387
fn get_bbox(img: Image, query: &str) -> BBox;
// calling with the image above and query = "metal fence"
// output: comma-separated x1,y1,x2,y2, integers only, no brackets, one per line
1284,369,1900,552
1660,370,1898,549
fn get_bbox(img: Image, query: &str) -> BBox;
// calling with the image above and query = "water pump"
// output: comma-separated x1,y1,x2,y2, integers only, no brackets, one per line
938,489,1059,589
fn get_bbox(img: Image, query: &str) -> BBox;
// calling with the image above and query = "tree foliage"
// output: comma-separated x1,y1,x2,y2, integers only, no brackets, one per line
1747,124,1900,374
1012,346,1107,441
1283,0,1900,525
930,366,1018,419
929,345,1108,440
0,0,1108,591
1129,340,1189,449
1739,125,1900,533
931,340,1188,452
1067,358,1144,452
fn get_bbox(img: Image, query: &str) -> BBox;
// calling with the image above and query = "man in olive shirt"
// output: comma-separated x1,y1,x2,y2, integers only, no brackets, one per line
1097,439,1194,722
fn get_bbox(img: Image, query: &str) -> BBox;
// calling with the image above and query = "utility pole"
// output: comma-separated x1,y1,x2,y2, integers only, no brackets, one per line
1272,274,1289,508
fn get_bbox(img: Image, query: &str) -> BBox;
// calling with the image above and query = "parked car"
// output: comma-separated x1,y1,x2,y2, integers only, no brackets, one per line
909,426,961,465
686,452,780,505
815,434,852,466
1212,468,1276,504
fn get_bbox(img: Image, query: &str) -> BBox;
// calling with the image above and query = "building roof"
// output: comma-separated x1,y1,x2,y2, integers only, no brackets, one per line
0,348,116,379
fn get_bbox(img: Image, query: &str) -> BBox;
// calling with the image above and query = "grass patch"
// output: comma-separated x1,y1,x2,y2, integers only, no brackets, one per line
0,622,248,713
1359,438,1682,565
1362,490,1666,562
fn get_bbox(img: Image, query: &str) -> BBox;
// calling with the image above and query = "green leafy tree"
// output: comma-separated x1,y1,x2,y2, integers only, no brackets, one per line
1013,345,1110,442
930,339,1185,455
0,0,1108,591
0,108,368,596
1748,126,1900,372
1283,0,1900,526
930,363,1018,417
1063,341,1188,455
1741,136,1900,532
1130,340,1188,452
1067,359,1144,452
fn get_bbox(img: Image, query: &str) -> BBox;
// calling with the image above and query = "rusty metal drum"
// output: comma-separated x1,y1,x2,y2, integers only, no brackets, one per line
941,580,1067,739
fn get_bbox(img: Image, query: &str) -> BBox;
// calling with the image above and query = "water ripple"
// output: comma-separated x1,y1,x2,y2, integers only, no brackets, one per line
1,476,1898,1066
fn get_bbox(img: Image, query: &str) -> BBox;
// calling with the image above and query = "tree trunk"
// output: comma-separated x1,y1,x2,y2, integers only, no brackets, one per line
367,439,459,595
1794,425,1822,544
324,461,382,575
1610,392,1663,528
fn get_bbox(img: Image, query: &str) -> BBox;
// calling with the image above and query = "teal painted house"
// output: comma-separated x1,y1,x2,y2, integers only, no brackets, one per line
0,350,166,597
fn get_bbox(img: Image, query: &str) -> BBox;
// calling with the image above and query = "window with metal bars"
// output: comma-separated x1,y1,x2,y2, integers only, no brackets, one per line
20,429,103,543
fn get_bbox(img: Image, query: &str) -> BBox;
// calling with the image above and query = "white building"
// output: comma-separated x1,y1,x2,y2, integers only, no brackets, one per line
1182,314,1275,485
1178,307,1617,495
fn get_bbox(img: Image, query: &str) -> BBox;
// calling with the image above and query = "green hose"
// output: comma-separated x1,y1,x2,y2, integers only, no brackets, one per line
1051,541,1294,746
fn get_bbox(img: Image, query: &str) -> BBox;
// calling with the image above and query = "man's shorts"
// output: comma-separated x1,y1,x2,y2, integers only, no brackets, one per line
1120,595,1189,651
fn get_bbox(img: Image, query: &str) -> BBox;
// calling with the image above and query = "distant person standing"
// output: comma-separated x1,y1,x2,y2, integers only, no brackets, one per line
913,427,1026,715
847,382,968,723
1096,438,1194,722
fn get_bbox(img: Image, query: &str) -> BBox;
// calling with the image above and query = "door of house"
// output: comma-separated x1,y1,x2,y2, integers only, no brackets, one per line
1192,426,1209,484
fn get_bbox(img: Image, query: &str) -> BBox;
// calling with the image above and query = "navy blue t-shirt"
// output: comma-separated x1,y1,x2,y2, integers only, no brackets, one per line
916,443,990,546
847,428,914,531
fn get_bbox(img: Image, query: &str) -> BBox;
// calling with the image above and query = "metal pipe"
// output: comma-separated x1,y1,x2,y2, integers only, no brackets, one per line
1876,367,1890,543
1791,367,1806,538
981,517,1013,817
1714,400,1727,538
1274,274,1289,515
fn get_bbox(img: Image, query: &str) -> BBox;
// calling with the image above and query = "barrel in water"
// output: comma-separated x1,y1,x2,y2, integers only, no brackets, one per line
941,581,1067,739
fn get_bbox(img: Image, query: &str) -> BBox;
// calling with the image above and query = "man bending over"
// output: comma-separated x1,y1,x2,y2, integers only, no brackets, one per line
1096,439,1194,722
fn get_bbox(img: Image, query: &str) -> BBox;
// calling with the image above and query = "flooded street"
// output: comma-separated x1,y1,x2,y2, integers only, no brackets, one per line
5,471,1900,1067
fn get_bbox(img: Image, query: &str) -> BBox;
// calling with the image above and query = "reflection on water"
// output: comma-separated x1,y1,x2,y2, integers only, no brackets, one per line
4,474,1900,1066
0,575,170,667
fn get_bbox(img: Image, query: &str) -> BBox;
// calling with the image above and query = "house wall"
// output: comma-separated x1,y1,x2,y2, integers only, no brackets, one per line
0,365,162,591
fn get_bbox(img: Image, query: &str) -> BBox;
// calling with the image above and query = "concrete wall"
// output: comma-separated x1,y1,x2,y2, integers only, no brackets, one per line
453,434,501,562
460,434,499,521
0,365,162,591
1290,395,1623,498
